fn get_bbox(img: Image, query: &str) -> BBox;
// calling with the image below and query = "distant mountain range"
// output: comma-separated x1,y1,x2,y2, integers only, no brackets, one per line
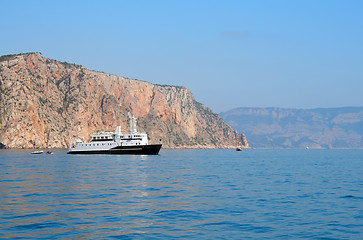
220,107,363,149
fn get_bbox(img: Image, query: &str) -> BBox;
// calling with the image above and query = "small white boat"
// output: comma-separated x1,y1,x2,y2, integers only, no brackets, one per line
236,146,242,151
31,150,44,154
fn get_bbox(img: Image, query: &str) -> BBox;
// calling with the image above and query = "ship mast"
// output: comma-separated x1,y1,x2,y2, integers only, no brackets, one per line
128,112,138,134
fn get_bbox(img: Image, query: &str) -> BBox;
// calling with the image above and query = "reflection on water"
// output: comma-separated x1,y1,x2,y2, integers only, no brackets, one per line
0,149,363,239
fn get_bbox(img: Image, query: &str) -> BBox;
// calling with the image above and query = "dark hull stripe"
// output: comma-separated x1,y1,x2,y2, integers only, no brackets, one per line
67,144,162,155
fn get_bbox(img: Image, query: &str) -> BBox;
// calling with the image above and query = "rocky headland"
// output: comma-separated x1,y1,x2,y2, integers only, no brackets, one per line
0,53,248,149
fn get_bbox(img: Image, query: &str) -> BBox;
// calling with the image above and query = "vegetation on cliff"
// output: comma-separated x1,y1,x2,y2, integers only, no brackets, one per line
0,53,248,149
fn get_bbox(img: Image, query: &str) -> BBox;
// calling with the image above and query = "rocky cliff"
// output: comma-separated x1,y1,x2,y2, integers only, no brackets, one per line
221,107,363,149
0,53,248,149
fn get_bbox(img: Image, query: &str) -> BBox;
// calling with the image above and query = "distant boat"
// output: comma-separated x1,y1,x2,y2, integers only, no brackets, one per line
31,150,44,154
306,146,310,150
46,151,54,154
236,146,242,151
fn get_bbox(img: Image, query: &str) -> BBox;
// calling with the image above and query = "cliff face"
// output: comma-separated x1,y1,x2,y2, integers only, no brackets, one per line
221,107,363,149
0,53,248,149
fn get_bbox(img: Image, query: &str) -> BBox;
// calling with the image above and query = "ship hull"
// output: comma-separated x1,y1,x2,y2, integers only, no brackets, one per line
67,144,162,155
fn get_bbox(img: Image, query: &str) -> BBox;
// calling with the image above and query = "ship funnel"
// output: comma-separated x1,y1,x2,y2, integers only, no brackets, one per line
115,126,122,134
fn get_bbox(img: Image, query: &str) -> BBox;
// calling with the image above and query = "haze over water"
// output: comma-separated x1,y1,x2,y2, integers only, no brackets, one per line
1,149,362,239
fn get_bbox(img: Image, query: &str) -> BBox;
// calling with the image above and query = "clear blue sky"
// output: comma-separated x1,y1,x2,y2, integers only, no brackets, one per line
1,0,362,112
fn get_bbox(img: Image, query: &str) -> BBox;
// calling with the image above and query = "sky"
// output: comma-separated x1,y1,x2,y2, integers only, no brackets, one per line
1,0,362,112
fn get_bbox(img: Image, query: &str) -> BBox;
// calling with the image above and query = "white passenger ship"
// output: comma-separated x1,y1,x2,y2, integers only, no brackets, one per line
67,114,162,155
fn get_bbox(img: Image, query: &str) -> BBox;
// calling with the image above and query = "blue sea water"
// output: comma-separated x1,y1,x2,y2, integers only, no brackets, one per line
0,149,362,239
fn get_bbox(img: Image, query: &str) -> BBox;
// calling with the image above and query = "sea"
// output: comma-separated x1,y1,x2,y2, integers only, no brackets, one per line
0,149,362,239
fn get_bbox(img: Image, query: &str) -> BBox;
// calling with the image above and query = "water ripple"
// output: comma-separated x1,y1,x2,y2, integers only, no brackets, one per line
10,222,67,230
